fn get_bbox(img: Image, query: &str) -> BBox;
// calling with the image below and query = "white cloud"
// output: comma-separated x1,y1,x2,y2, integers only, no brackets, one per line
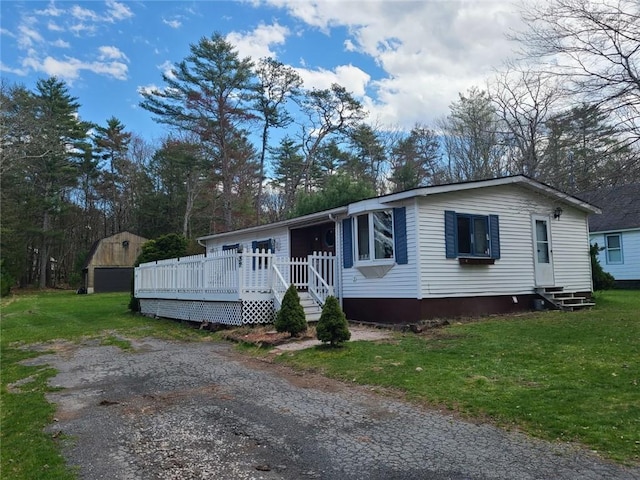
0,61,27,76
297,64,370,96
17,21,44,49
47,21,64,32
163,18,182,29
35,1,64,18
226,23,289,60
158,60,177,80
51,38,70,48
86,60,128,80
265,0,523,129
20,54,128,83
137,84,160,96
70,5,99,22
69,22,97,36
1,27,16,38
98,46,129,62
136,84,180,98
106,0,134,21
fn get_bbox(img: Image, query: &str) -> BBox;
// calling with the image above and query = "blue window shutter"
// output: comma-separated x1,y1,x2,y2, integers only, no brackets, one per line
489,215,500,259
342,218,353,268
268,238,274,252
393,207,408,265
444,210,457,258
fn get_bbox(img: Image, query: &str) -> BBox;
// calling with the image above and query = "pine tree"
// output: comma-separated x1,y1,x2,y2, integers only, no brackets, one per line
316,296,351,346
274,285,307,337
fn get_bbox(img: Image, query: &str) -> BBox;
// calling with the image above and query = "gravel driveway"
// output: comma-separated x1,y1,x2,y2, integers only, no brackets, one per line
25,337,639,480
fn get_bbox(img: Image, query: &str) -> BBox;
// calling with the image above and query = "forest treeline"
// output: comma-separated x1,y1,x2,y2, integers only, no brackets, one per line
1,0,639,289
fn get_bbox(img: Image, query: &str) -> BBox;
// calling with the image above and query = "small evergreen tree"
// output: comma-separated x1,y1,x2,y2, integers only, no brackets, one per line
274,285,307,337
316,296,351,346
590,244,615,290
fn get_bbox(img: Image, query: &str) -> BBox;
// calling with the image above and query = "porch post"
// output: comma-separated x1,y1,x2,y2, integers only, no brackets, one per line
237,251,244,298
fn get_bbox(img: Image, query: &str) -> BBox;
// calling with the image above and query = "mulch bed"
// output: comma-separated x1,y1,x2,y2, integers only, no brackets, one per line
219,326,317,347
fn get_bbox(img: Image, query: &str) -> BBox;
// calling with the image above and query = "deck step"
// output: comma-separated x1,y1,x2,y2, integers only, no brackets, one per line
535,287,595,311
299,292,322,322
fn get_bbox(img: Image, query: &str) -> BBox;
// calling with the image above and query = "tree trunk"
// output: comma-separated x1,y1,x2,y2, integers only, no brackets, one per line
39,211,50,288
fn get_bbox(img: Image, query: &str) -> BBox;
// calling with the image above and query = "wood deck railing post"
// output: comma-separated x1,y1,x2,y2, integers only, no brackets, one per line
238,252,244,298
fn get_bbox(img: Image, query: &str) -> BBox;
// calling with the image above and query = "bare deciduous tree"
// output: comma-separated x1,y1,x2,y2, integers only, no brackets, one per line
514,0,640,143
491,67,564,177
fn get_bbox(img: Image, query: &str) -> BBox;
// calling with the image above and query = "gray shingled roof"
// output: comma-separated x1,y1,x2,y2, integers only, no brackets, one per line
578,184,640,232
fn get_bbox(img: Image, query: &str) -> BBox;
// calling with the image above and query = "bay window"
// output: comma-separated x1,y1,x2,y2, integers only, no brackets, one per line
356,210,394,261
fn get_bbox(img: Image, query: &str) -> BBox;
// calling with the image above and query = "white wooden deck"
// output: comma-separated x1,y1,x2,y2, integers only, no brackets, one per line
134,251,336,325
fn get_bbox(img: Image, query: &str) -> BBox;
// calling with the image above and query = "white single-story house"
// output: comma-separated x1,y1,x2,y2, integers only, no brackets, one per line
134,175,600,326
579,184,640,288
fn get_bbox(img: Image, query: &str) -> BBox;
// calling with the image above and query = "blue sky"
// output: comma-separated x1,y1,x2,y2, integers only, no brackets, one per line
1,1,524,142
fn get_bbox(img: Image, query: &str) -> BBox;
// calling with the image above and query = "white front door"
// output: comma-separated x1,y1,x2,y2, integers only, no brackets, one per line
532,215,554,287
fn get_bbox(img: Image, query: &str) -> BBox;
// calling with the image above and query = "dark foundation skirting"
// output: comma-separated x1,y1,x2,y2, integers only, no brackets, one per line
342,294,539,325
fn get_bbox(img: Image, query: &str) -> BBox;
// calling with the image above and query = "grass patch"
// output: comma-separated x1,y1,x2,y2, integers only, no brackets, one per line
277,290,640,464
0,290,208,480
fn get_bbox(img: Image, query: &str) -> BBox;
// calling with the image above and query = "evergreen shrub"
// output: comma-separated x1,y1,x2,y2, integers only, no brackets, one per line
590,244,615,290
274,285,307,337
316,295,351,346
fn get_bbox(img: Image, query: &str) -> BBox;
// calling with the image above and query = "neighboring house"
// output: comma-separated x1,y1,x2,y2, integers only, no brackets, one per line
135,175,600,325
84,232,148,293
579,184,640,288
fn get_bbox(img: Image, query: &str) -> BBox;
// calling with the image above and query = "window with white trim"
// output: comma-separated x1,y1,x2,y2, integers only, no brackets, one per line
355,210,394,262
342,207,407,269
605,234,623,264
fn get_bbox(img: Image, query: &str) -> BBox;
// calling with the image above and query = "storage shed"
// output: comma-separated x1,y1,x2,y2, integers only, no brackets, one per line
83,232,147,293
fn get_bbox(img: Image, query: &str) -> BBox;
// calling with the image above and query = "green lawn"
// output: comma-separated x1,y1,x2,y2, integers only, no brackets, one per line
1,290,638,480
277,290,640,464
0,291,206,480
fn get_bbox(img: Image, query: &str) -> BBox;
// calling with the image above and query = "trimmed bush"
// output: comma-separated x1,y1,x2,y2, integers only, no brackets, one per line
316,295,351,346
275,285,307,337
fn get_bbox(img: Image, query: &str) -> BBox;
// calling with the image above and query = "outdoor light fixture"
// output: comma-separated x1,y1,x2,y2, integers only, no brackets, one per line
553,207,563,220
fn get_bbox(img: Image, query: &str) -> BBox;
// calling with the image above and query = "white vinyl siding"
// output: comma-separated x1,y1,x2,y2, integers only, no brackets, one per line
341,201,418,299
590,229,640,281
204,226,289,258
417,185,593,298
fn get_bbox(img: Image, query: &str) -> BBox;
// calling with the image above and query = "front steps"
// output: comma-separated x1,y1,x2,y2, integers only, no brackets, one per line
298,291,322,322
535,286,595,311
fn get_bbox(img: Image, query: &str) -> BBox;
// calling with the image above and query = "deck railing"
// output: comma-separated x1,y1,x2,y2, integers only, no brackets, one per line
134,250,336,307
271,263,289,310
308,252,335,306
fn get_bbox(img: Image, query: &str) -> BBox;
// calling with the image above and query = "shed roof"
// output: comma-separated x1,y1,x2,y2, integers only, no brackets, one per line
577,183,640,232
83,231,148,269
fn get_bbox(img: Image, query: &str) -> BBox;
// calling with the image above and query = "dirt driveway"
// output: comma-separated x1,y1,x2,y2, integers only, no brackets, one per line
25,337,639,480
